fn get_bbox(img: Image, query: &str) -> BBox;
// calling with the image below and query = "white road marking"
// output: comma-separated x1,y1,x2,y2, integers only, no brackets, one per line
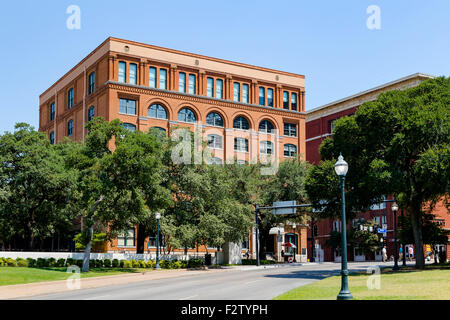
179,294,198,300
245,279,262,285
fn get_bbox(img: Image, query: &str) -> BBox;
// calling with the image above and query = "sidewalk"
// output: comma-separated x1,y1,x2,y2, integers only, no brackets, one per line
0,268,232,300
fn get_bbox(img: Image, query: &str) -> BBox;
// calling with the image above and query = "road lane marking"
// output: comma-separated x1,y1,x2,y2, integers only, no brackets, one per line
245,279,263,285
179,294,199,300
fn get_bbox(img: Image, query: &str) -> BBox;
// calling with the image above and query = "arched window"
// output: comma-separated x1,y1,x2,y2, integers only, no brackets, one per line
148,104,168,119
233,116,250,130
178,108,196,123
151,127,166,133
207,157,222,165
88,106,95,122
207,134,223,149
67,120,74,136
123,123,136,132
284,144,297,157
259,120,274,133
260,140,273,155
206,112,224,127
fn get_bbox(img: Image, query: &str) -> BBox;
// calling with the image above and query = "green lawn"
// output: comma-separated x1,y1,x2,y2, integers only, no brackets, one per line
0,267,148,286
274,265,450,300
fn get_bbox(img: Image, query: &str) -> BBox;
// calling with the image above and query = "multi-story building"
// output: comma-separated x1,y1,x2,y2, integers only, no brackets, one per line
305,73,450,263
39,37,308,259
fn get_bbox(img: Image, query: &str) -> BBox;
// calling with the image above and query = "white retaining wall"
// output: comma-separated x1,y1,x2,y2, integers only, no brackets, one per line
0,251,223,264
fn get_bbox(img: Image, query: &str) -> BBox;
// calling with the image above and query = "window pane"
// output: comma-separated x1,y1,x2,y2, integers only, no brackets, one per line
259,120,274,133
259,87,265,106
89,72,95,94
149,67,157,88
118,62,126,83
207,78,214,97
233,82,240,102
50,103,55,121
284,123,297,137
283,91,289,109
267,88,273,107
178,108,196,123
50,131,55,145
179,73,186,93
159,69,167,90
123,123,136,132
260,141,273,154
206,112,223,127
291,93,297,111
119,98,136,115
233,116,249,130
242,84,249,103
129,63,137,85
88,106,95,121
189,74,196,94
68,89,73,109
216,79,223,99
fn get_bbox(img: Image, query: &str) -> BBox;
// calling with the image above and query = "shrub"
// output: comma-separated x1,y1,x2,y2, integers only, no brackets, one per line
103,259,112,268
172,260,182,269
146,260,154,269
56,258,66,267
26,258,37,267
16,258,28,267
131,259,140,268
159,260,170,269
180,260,188,269
187,259,203,269
95,259,104,268
66,258,75,267
6,258,17,267
112,259,120,268
36,258,47,268
47,258,56,267
76,260,83,268
138,260,146,268
121,260,132,268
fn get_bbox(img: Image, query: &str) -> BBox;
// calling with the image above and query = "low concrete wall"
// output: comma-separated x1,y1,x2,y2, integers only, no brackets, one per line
0,251,224,264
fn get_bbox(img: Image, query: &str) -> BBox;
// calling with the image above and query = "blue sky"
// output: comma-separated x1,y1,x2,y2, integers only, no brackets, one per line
0,0,448,134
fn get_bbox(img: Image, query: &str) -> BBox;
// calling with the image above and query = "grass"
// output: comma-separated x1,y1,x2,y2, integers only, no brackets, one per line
0,267,150,286
274,264,450,300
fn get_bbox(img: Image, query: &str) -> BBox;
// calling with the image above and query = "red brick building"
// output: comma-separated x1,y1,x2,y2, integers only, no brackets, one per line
305,73,450,262
38,37,308,258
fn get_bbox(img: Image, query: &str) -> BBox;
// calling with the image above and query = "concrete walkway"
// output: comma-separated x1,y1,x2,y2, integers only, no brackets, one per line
0,268,232,300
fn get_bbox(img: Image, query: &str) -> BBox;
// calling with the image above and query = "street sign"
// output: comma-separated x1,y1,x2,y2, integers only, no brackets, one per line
272,201,297,215
377,228,386,233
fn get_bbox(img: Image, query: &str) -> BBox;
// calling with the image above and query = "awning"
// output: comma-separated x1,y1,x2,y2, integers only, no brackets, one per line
282,242,297,248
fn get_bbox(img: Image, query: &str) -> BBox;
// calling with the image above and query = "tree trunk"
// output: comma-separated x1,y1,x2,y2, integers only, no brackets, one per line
82,225,94,273
409,202,425,269
136,224,146,254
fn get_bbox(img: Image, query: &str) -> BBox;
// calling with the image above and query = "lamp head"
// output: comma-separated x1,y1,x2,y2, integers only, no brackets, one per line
391,202,399,212
155,212,161,220
334,154,349,177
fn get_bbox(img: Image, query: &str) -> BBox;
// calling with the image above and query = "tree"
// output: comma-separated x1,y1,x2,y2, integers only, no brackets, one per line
259,159,310,260
309,77,450,269
0,123,77,250
67,118,170,272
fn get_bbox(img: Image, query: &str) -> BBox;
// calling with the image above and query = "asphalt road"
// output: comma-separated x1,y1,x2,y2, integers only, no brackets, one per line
27,261,410,300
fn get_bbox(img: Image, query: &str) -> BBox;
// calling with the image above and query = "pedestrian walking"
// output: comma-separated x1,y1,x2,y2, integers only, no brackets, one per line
399,247,403,261
382,246,387,262
408,246,414,261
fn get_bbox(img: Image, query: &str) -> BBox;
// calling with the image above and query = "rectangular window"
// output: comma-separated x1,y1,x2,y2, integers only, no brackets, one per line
216,79,223,99
242,84,249,103
330,119,336,134
234,138,249,152
207,77,214,97
129,63,137,85
119,98,137,115
208,135,223,149
159,69,167,90
67,88,74,109
118,62,126,83
118,229,135,247
149,67,157,88
283,91,289,109
233,82,240,102
189,74,196,94
50,102,55,121
179,72,186,93
284,123,297,137
291,93,298,111
88,72,95,95
259,87,265,106
267,88,274,107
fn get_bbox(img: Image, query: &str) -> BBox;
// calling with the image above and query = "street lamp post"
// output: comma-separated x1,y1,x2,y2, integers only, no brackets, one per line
391,203,399,271
155,212,161,269
292,223,297,263
335,154,353,300
401,209,406,267
255,205,260,267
